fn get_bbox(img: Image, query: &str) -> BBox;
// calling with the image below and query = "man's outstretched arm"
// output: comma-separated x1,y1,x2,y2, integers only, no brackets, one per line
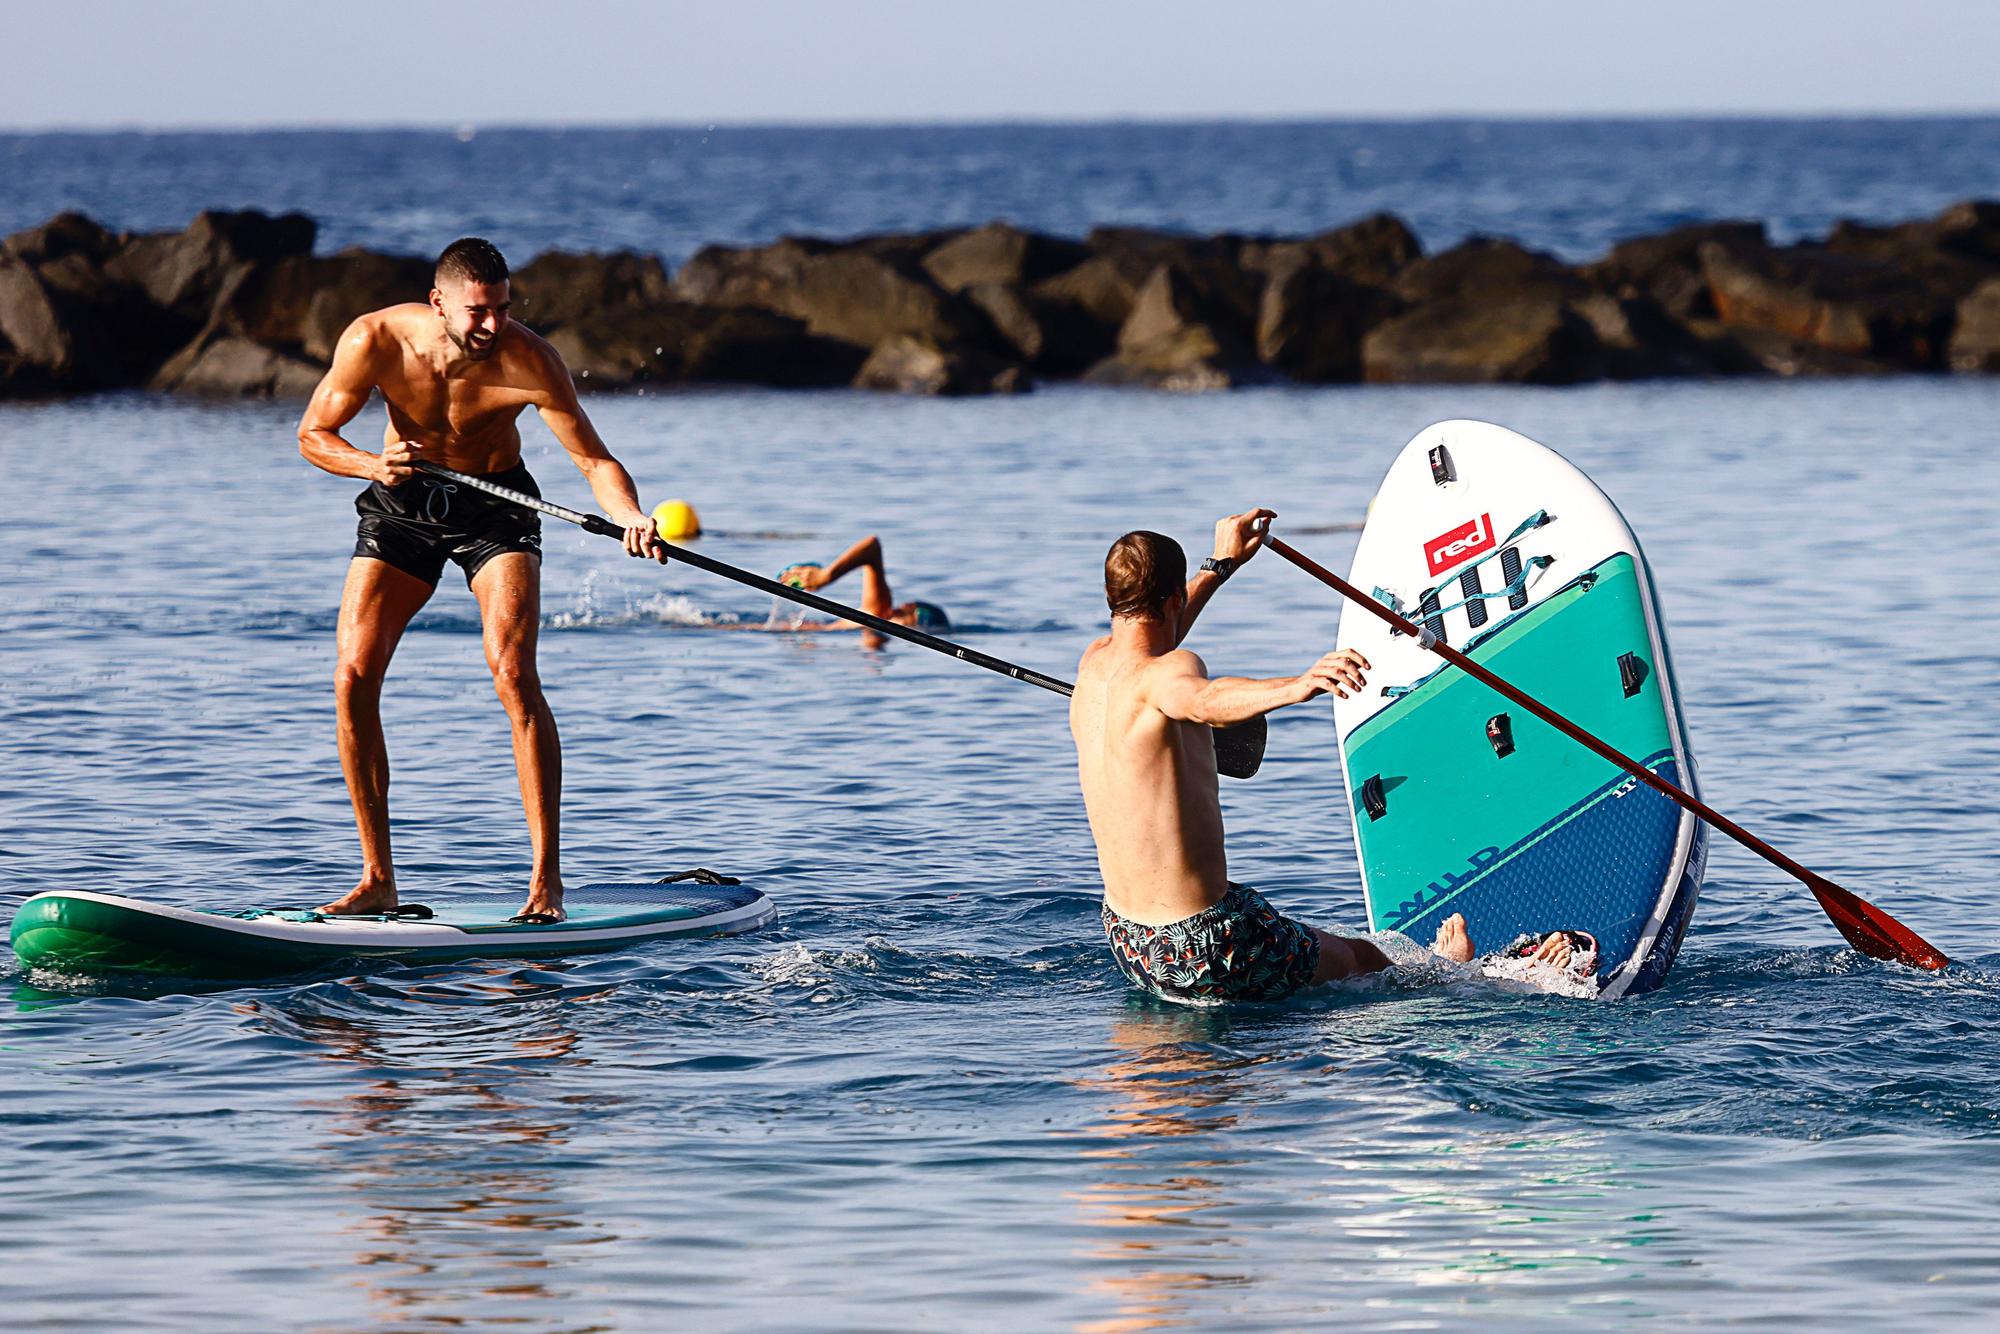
1150,647,1370,728
530,342,666,562
1174,508,1275,645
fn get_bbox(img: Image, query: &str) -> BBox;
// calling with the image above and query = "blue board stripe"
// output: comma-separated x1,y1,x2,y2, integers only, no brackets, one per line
1378,747,1681,970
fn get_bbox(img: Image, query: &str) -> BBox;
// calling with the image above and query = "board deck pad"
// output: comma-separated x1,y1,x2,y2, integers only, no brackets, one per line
1334,421,1705,998
9,880,775,979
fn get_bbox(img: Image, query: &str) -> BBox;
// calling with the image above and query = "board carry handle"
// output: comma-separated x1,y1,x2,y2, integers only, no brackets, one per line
412,462,1266,780
1267,531,1948,971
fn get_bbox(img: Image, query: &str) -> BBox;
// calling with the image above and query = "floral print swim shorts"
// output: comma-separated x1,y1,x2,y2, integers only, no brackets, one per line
1101,883,1322,1005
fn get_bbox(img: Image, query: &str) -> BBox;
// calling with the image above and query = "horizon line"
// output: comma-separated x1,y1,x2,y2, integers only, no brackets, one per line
7,108,2000,136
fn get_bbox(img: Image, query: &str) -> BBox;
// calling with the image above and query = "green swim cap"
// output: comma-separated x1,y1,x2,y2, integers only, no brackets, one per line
777,561,823,590
908,601,950,631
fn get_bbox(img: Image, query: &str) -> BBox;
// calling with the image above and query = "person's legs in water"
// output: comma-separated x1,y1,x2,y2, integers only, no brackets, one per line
1103,888,1484,1004
1308,911,1474,983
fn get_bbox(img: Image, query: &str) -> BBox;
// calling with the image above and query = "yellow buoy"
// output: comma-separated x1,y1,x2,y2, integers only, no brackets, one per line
652,499,702,540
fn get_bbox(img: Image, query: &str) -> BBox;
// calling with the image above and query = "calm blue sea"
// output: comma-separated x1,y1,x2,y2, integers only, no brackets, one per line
6,117,2000,262
4,123,2000,1329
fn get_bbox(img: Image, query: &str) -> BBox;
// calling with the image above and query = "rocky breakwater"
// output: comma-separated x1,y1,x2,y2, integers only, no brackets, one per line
5,202,2000,400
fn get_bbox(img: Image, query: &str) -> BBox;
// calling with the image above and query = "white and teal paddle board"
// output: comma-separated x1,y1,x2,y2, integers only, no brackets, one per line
9,878,774,978
1333,421,1706,998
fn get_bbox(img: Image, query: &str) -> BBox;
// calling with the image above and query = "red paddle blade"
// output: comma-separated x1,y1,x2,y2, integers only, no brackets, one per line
1805,873,1949,970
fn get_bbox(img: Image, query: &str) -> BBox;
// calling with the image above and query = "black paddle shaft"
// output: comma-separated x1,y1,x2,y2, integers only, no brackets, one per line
413,462,1266,777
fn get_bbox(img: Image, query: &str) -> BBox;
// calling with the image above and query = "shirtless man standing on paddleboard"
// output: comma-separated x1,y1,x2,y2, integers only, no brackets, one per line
298,238,665,923
1070,512,1538,1005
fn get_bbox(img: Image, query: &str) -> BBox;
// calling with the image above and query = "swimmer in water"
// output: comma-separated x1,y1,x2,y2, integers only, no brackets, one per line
773,535,950,645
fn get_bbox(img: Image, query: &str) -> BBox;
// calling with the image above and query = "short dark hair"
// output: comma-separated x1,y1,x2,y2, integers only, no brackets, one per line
435,237,509,288
1105,531,1186,620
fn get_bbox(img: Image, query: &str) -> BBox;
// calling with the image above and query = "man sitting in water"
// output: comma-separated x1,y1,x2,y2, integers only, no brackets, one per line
776,534,950,639
1069,512,1590,1005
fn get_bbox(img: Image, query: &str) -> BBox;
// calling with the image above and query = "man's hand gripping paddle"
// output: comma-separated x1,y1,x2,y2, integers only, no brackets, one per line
1267,532,1948,971
415,462,1266,779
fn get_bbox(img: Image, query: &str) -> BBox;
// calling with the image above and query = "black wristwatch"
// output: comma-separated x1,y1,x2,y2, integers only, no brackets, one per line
1200,555,1237,582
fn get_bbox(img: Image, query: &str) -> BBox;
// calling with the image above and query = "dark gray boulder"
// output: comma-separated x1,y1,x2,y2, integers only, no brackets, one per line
849,228,966,267
1948,278,2000,372
1699,240,1953,368
0,255,119,391
3,212,124,267
1250,213,1423,288
1584,221,1767,319
672,237,835,307
1082,326,1243,392
780,249,989,349
1363,291,1608,384
1393,237,1590,305
299,252,434,362
1028,255,1144,348
1256,252,1405,382
545,301,864,388
853,334,1027,396
675,239,987,352
962,281,1116,374
1829,200,2000,268
513,250,674,332
104,210,317,325
922,222,1089,293
149,330,325,397
1084,261,1267,390
1571,290,1742,379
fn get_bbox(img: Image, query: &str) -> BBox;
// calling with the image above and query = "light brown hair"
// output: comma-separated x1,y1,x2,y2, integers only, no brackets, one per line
1104,530,1185,620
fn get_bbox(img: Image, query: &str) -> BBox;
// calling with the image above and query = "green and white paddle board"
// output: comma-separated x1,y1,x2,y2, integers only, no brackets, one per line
1333,420,1706,998
9,878,774,979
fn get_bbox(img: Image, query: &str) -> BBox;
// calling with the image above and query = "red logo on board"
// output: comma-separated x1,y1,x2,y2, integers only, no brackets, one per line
1423,513,1494,576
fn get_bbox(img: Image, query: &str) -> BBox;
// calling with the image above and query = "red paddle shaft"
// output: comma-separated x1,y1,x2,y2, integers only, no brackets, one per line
1268,534,1947,971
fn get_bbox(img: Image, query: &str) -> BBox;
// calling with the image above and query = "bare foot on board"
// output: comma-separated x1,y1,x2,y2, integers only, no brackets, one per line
317,874,398,917
512,881,567,924
1432,912,1475,963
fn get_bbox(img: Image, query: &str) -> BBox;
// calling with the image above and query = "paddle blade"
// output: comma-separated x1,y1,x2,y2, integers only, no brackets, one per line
1212,715,1267,780
1804,873,1949,970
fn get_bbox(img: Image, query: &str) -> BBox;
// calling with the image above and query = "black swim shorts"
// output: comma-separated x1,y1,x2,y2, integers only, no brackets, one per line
353,462,543,587
1101,882,1322,1005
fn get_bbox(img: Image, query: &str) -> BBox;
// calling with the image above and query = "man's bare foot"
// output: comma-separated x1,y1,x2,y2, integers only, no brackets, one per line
513,883,566,923
1530,933,1575,969
1522,930,1597,974
1432,912,1475,963
317,875,398,916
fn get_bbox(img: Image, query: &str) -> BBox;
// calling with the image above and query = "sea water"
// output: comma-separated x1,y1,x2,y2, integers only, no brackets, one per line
7,117,2000,262
4,378,1999,1328
6,117,2000,1327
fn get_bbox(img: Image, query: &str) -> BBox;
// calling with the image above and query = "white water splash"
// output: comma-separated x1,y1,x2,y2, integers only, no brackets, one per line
1372,930,1602,999
547,583,745,630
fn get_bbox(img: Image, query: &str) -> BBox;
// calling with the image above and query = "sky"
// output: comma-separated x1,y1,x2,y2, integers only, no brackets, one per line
6,0,1998,129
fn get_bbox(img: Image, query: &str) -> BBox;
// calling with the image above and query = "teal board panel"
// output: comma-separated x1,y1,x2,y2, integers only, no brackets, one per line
1345,554,1692,975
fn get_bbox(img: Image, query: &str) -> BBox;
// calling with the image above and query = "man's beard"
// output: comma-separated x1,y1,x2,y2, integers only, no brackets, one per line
448,325,498,360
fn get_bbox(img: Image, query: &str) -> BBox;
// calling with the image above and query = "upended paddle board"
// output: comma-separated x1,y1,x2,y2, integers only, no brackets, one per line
9,879,774,979
1333,421,1706,998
